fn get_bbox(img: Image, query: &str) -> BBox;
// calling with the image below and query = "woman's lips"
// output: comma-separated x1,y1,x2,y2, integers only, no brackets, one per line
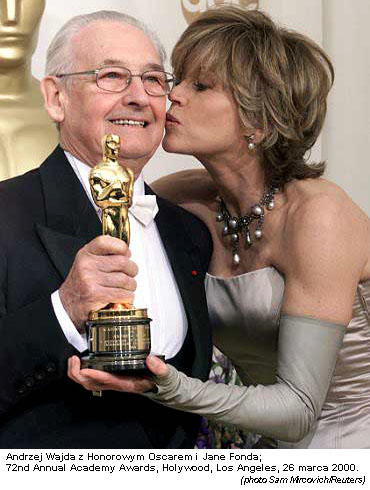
166,113,180,124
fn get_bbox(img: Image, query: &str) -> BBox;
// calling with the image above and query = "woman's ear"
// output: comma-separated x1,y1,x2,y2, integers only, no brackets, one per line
245,128,265,145
245,128,265,152
40,76,65,123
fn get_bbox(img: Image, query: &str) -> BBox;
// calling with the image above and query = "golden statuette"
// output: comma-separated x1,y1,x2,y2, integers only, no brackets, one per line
82,134,152,374
89,134,134,243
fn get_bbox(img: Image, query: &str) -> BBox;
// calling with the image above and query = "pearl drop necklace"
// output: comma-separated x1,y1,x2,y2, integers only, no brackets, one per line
216,187,278,267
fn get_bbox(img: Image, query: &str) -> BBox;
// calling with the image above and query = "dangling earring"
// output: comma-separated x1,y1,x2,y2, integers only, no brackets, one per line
247,134,256,151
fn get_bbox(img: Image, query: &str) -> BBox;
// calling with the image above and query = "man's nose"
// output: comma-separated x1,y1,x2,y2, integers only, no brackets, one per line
121,76,150,107
0,0,19,26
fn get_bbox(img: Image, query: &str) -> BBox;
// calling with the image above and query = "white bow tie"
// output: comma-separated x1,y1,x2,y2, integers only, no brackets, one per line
129,195,158,226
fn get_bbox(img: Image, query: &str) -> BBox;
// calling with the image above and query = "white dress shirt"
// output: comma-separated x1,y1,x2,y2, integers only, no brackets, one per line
51,152,187,358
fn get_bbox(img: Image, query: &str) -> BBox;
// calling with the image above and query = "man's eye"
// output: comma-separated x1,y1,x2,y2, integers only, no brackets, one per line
147,76,161,84
99,69,125,81
103,71,120,79
144,74,165,86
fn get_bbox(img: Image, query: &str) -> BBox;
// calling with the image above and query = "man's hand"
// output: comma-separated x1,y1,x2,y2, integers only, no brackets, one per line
67,355,168,394
59,235,138,328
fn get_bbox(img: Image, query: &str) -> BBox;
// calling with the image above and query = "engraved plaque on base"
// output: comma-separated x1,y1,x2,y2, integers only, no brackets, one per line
82,308,152,372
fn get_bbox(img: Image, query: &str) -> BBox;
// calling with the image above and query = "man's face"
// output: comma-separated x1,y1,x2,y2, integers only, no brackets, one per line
57,21,166,175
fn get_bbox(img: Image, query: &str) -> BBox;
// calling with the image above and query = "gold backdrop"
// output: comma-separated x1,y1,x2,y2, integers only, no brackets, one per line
181,0,258,24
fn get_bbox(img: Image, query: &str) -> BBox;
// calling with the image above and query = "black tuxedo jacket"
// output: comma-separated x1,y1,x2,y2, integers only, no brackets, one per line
0,146,213,449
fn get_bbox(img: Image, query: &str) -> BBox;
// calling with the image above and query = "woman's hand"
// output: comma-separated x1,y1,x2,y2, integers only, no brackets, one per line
146,354,169,377
67,355,168,394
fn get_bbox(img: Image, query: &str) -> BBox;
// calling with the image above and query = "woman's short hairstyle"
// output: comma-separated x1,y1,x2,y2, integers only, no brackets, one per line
45,10,166,77
172,6,334,187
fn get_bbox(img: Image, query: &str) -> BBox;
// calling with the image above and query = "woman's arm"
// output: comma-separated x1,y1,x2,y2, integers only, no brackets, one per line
151,169,217,213
281,188,368,324
145,316,344,443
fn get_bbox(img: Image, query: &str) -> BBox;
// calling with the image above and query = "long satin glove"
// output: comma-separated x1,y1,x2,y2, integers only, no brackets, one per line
146,315,345,443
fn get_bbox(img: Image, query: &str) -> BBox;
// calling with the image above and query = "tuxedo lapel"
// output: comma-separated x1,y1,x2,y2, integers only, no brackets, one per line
36,225,87,280
36,146,101,279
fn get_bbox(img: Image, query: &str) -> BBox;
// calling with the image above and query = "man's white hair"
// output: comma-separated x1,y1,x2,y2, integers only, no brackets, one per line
45,10,166,75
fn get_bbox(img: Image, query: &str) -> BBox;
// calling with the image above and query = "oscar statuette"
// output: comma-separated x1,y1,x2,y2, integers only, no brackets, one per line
81,134,152,377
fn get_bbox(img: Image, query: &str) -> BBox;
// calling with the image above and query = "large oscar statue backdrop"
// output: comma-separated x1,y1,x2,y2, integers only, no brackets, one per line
0,0,58,180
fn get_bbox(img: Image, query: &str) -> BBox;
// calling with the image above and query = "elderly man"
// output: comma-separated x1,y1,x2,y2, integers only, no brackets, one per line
0,11,212,448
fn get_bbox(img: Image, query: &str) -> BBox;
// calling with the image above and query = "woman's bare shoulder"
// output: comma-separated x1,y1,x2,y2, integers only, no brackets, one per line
283,178,369,279
287,178,368,224
151,169,218,207
279,178,369,322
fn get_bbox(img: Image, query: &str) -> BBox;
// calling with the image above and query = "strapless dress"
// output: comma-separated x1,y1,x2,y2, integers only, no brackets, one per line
205,267,370,449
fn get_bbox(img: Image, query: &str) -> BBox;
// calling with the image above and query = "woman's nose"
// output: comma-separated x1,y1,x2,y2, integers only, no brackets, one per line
168,82,185,105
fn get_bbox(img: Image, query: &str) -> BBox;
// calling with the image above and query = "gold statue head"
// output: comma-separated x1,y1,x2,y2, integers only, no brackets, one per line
89,134,134,210
102,134,120,163
0,0,45,68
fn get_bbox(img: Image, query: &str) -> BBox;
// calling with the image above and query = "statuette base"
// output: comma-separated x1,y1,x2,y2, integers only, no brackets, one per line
82,354,149,373
81,307,153,373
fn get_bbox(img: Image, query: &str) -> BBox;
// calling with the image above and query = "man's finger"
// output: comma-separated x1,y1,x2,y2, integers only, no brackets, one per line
98,286,135,305
98,272,137,291
68,356,90,384
97,255,139,276
86,235,130,256
82,370,154,393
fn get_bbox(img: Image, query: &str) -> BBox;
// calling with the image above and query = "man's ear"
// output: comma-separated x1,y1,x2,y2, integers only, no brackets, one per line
40,76,66,123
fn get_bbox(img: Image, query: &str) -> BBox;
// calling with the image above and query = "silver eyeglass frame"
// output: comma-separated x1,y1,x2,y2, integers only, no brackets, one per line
55,65,176,96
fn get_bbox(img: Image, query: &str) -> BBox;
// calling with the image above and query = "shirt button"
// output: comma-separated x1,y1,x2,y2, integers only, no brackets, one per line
16,384,27,395
45,362,56,374
34,370,46,381
24,377,35,388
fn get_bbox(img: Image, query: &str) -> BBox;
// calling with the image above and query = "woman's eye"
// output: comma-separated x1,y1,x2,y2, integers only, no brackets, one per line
193,81,208,92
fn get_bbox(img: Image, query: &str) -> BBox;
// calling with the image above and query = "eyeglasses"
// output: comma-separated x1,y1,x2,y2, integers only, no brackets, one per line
55,66,176,97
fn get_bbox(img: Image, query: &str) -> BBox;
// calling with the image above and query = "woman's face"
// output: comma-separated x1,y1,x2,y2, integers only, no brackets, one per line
163,69,248,162
0,0,45,67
